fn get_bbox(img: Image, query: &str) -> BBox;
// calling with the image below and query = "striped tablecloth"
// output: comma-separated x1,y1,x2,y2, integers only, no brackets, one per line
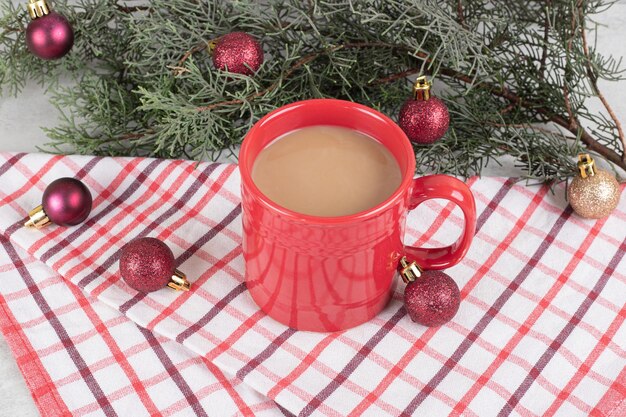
0,152,624,417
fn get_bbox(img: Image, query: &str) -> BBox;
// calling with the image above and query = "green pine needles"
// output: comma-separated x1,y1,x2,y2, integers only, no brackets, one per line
1,0,625,182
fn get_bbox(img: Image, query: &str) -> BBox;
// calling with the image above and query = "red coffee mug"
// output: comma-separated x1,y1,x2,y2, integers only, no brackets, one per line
240,99,476,332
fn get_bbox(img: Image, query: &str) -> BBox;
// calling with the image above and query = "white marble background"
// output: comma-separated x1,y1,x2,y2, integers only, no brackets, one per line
1,2,625,416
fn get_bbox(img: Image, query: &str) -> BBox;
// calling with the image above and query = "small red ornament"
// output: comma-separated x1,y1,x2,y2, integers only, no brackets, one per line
398,257,460,327
25,0,74,60
398,76,450,144
212,32,263,76
119,237,190,293
25,177,92,228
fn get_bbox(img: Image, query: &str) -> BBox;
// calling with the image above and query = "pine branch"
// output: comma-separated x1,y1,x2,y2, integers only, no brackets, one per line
456,0,466,29
195,42,406,112
208,37,625,173
539,0,551,79
0,0,624,182
438,71,626,172
577,3,626,160
115,5,150,14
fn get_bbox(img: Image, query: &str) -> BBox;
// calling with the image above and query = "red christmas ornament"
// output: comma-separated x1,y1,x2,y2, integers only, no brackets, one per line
398,257,460,327
25,177,92,228
398,76,449,144
119,237,190,293
212,32,263,76
25,0,74,60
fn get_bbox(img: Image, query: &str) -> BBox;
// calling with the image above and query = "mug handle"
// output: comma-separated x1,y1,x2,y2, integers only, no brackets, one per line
403,175,477,270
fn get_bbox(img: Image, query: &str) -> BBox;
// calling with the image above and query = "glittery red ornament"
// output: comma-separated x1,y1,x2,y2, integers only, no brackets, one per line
398,76,449,144
212,32,263,76
399,257,460,327
25,177,92,229
25,0,74,60
119,237,190,293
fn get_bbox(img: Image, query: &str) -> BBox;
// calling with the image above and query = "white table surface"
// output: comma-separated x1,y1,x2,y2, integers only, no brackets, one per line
1,3,625,416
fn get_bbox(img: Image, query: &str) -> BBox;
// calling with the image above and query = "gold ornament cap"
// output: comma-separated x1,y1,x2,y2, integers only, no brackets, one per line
398,256,423,284
24,205,52,229
577,153,596,178
412,76,432,101
168,269,191,291
27,0,50,20
207,39,218,52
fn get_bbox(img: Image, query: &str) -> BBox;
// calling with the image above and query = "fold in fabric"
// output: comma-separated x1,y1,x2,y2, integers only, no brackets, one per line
0,235,282,417
0,152,624,417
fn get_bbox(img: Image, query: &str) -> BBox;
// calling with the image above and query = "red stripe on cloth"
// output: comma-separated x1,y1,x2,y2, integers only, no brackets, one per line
237,329,298,382
544,303,626,416
0,153,26,177
201,357,257,417
401,186,564,416
120,202,243,316
0,154,64,208
34,316,126,362
62,159,183,284
143,169,240,327
0,235,120,417
3,153,623,417
475,178,516,230
498,239,626,416
145,203,242,327
88,163,232,300
453,212,609,414
176,282,247,343
347,178,517,416
4,275,65,304
204,310,266,362
407,199,458,243
302,308,408,417
138,326,209,417
455,291,602,408
80,162,221,299
590,366,626,417
134,244,244,342
267,334,336,400
0,294,71,417
64,283,164,416
156,164,238,264
371,320,535,415
201,309,318,408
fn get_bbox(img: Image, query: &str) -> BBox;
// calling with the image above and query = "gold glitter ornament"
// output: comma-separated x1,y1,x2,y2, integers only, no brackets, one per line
568,154,620,219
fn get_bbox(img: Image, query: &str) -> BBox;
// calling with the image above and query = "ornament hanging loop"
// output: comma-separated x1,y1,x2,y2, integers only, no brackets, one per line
577,153,596,178
412,76,432,101
27,0,50,19
398,256,423,284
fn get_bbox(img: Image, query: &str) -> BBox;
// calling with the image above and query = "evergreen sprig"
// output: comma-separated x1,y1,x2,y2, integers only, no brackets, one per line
1,0,625,182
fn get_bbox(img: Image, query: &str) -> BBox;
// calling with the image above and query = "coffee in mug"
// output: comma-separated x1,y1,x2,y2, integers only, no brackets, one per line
251,125,402,217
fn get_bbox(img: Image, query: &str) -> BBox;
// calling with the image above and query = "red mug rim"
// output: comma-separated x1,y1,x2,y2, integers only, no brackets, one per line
239,99,417,224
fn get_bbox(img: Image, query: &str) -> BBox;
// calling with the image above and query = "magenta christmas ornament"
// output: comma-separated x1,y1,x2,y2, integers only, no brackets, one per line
398,257,461,327
25,0,74,60
398,76,450,144
212,32,263,76
119,237,190,293
25,177,92,228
